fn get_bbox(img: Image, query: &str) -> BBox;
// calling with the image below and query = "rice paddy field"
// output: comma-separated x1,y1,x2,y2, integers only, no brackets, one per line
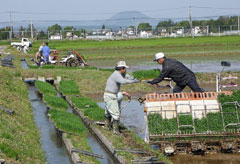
1,35,240,163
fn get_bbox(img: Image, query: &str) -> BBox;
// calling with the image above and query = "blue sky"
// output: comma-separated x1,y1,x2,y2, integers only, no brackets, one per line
0,0,240,24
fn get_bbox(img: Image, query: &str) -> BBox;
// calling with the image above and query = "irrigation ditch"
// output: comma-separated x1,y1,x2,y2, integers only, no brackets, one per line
23,76,167,164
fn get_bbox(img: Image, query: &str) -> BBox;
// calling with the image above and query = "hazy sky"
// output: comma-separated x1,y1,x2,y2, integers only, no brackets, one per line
0,0,240,24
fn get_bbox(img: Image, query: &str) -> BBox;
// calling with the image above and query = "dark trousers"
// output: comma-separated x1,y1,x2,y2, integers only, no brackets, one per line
173,78,204,93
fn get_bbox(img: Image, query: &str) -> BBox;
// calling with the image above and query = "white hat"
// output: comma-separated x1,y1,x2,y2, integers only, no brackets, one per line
154,52,165,61
116,61,129,68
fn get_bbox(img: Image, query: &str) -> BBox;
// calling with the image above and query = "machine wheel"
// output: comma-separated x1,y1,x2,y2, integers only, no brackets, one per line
66,58,79,67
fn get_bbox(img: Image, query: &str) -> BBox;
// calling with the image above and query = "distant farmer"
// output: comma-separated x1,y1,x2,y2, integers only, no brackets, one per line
104,61,139,135
41,42,51,63
35,42,45,66
147,52,204,93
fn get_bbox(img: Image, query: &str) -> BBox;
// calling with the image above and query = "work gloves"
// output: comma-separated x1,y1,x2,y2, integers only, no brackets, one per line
146,80,155,85
133,78,140,83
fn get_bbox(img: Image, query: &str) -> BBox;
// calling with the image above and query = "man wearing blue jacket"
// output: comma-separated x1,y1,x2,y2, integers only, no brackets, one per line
42,42,50,63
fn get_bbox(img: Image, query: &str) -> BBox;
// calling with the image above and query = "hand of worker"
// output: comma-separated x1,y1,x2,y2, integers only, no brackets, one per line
133,78,140,83
146,80,154,85
122,92,131,100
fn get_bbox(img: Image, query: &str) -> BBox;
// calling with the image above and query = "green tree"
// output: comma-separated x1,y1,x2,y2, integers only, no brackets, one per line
0,26,11,40
102,24,105,30
157,19,175,27
48,24,62,35
38,30,48,40
137,23,152,31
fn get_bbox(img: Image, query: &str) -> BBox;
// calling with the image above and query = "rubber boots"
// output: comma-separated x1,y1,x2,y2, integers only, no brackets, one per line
112,119,121,135
104,116,112,131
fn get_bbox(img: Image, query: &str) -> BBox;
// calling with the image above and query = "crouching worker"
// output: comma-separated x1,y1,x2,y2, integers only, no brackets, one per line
104,61,139,135
147,52,204,93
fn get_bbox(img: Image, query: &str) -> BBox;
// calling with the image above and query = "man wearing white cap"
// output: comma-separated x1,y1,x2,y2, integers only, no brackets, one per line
147,52,204,93
104,61,139,134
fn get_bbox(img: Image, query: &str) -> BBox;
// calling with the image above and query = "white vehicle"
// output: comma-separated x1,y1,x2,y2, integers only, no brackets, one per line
11,38,32,48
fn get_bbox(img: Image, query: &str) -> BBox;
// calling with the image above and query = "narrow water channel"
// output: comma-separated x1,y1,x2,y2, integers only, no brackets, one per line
87,135,115,164
56,89,115,164
21,60,29,69
27,84,71,164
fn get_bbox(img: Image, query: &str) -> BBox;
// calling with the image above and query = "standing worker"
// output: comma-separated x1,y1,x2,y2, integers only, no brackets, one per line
147,52,204,93
104,61,139,135
41,42,51,64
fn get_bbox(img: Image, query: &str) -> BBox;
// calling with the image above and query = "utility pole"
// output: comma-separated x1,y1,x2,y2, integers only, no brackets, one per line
30,19,33,39
9,11,13,41
238,16,240,33
189,6,194,38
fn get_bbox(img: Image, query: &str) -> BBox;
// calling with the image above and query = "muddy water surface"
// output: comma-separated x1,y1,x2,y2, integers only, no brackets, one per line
98,100,146,139
170,154,240,164
89,54,240,73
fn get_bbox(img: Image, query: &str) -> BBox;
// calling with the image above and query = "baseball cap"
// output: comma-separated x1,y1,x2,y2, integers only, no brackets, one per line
154,52,165,61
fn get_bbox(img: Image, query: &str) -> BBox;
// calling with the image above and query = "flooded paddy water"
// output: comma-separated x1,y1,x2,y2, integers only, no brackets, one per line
88,54,240,73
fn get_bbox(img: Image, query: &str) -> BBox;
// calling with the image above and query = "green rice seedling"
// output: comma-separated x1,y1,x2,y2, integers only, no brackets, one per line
71,97,99,109
44,95,69,110
35,80,57,95
133,69,161,80
178,115,194,133
83,107,105,121
148,113,178,134
59,80,80,95
49,109,88,135
71,97,105,120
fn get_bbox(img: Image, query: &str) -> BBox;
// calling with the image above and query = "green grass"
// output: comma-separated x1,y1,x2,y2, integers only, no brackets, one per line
71,97,105,121
28,64,114,72
133,69,161,80
0,69,46,163
43,95,69,110
0,143,19,160
31,36,240,51
0,41,9,45
59,80,80,95
28,36,240,61
35,80,57,95
49,109,88,135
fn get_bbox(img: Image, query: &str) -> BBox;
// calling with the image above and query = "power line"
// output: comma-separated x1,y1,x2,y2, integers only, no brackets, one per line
191,6,240,10
0,14,236,25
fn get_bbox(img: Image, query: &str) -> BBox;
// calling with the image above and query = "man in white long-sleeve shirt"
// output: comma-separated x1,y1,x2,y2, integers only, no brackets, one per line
104,61,139,134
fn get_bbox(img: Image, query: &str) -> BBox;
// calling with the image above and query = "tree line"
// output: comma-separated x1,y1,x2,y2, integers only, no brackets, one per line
0,16,239,40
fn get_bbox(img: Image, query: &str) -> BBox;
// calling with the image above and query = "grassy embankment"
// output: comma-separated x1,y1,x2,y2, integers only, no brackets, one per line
0,69,46,163
35,80,100,164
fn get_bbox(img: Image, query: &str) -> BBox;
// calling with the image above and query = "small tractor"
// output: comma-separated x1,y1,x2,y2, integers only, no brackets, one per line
35,50,88,67
61,50,88,67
